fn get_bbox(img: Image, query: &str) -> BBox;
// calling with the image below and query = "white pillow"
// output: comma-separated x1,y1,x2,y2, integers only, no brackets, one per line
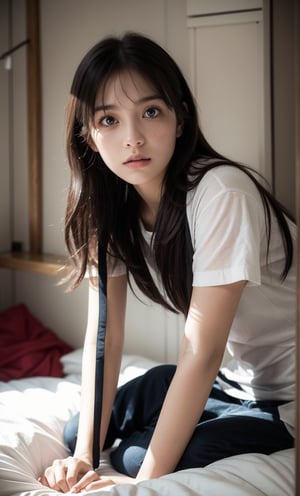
60,348,83,375
60,349,160,383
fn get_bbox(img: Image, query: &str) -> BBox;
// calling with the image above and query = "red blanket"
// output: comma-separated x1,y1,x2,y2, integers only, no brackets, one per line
0,304,73,381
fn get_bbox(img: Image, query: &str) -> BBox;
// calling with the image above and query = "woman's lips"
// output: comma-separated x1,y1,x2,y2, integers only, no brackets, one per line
123,155,151,169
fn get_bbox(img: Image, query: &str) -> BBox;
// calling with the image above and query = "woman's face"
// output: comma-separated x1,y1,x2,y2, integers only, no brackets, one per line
89,71,182,198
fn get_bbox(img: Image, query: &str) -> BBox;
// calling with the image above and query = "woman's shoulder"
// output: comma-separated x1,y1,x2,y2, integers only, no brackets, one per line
187,161,263,205
197,159,264,188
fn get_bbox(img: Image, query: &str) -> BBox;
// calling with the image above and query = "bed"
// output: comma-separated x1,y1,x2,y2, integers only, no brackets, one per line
0,347,295,496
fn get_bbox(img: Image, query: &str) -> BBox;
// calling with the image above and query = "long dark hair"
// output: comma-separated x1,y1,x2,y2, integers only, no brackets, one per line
64,32,293,316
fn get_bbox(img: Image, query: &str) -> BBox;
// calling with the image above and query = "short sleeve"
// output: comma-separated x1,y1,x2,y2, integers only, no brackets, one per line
84,253,126,279
187,168,266,287
107,254,126,277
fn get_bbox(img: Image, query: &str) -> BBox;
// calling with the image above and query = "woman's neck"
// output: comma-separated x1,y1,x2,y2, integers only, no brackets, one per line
139,200,160,231
135,184,162,231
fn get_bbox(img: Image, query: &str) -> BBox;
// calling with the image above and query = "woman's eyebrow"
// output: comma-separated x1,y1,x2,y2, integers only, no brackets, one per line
94,94,163,113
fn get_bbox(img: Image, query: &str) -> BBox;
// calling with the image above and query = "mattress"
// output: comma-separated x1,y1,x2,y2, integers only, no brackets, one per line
0,351,294,495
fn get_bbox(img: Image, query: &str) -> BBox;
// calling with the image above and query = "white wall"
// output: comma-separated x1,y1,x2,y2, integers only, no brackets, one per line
188,11,267,177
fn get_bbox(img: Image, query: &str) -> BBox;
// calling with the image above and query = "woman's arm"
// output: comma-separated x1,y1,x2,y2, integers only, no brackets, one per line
40,274,127,492
74,274,127,462
136,280,246,481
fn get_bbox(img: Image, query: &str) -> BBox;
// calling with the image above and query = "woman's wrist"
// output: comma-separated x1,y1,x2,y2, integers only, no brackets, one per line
73,449,93,466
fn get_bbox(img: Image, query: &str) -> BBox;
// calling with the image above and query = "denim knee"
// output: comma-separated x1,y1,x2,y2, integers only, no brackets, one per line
63,412,79,454
110,428,153,477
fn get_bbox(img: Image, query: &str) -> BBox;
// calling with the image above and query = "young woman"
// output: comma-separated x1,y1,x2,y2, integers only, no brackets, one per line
39,33,295,493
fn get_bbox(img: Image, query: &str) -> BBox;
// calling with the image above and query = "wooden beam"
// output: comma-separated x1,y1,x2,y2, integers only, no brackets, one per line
0,1,67,276
26,0,42,255
0,252,67,276
295,0,300,491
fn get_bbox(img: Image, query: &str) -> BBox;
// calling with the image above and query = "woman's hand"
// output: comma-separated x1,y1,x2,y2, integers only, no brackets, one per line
38,456,101,493
70,473,135,493
39,456,135,493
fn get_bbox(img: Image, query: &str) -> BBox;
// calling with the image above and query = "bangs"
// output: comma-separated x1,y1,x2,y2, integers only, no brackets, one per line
81,66,177,130
70,33,187,133
73,66,118,130
99,68,175,111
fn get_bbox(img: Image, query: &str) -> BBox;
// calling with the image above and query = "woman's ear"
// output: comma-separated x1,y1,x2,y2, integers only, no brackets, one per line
83,128,98,152
176,121,184,138
176,102,188,138
87,135,98,152
79,124,98,152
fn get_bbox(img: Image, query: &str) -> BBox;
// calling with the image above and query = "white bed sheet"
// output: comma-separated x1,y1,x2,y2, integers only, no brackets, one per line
0,353,295,496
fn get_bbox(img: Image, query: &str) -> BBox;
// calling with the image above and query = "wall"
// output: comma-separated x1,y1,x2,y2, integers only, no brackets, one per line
187,5,267,178
272,0,296,216
0,0,11,310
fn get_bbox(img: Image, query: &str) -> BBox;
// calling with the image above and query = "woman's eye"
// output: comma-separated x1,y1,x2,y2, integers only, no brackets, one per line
144,107,160,119
99,115,117,126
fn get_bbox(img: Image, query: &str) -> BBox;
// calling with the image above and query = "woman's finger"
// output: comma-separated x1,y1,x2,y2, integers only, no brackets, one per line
64,457,86,489
69,470,102,493
83,478,116,492
40,457,91,493
38,475,50,487
43,461,69,493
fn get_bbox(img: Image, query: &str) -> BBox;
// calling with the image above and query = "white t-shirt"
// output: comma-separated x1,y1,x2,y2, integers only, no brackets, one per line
186,165,296,436
109,165,296,436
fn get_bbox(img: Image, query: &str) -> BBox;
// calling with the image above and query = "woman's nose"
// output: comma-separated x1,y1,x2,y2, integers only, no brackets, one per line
123,123,144,148
125,138,144,148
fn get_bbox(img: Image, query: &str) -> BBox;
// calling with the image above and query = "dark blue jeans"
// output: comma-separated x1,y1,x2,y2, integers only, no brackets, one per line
64,364,294,477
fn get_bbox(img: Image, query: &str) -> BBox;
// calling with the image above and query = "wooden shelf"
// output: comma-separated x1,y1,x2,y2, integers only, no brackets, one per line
0,252,67,276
